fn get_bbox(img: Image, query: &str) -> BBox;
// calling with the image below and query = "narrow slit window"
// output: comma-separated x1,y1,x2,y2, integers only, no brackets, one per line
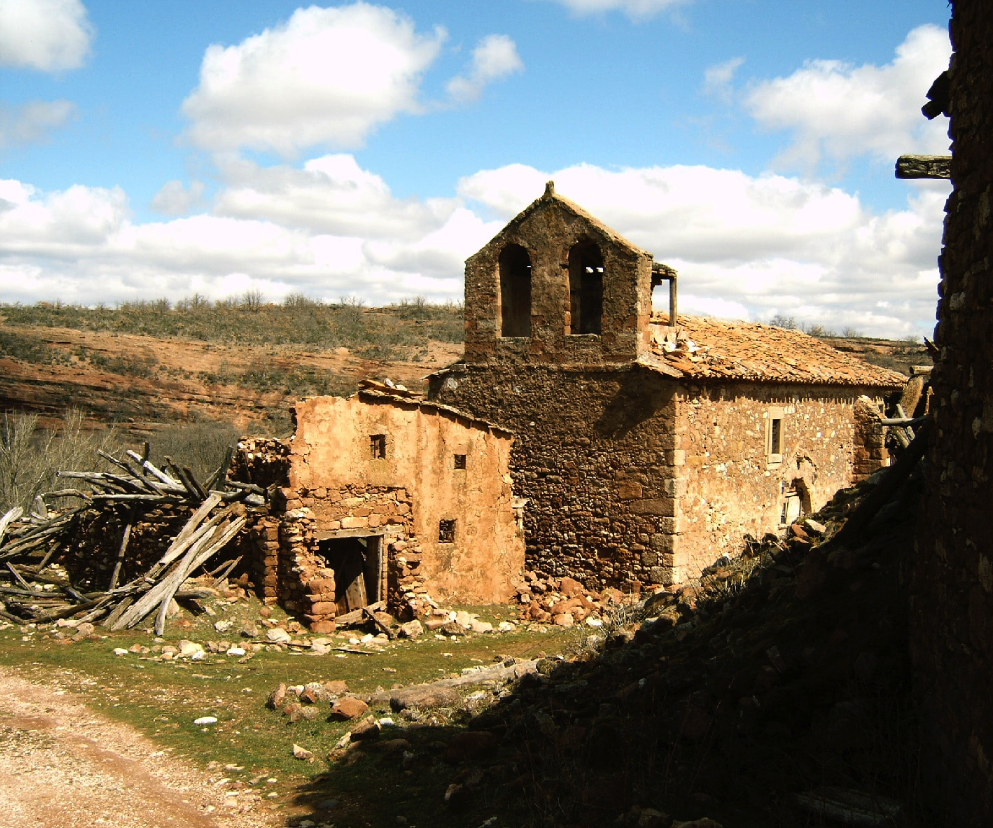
454,454,467,470
370,434,386,459
439,519,456,543
770,418,782,455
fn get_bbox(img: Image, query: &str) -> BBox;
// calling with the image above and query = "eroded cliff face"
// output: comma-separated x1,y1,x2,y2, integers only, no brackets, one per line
914,4,993,822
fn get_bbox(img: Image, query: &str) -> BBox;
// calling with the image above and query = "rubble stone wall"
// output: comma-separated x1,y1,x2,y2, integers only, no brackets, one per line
432,362,680,591
464,189,654,367
433,364,885,588
676,384,878,579
914,3,993,822
852,396,891,482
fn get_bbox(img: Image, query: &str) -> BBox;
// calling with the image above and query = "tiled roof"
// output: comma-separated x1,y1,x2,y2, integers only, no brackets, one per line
642,315,907,387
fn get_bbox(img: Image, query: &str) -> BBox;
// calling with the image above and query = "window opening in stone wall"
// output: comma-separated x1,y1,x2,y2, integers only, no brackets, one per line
499,244,532,337
370,433,386,459
454,453,467,470
439,519,456,543
318,535,384,615
766,409,784,465
568,240,604,335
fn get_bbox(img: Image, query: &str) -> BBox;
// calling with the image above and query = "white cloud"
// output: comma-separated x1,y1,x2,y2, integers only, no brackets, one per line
213,154,456,240
181,3,446,155
460,162,947,337
537,0,692,20
0,155,949,338
150,180,207,217
446,34,523,104
745,25,951,171
0,99,77,147
0,0,94,72
703,57,744,103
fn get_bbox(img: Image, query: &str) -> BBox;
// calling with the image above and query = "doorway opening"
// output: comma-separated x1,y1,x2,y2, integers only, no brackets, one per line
317,534,385,615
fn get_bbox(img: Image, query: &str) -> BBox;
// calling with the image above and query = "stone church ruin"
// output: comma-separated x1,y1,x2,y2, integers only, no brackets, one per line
430,183,907,589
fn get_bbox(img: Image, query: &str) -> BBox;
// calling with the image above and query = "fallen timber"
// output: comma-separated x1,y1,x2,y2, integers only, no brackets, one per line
0,448,259,634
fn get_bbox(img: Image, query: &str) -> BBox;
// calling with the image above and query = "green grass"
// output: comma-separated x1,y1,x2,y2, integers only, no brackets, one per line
0,600,569,828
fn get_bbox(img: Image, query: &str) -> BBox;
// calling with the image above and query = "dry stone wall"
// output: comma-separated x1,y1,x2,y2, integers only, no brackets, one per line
914,3,993,822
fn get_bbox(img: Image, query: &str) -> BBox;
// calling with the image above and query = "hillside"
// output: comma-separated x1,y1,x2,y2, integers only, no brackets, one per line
0,299,463,438
0,300,928,441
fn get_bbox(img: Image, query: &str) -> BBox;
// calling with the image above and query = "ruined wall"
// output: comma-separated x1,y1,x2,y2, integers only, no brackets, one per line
852,396,890,483
464,188,654,367
431,363,680,591
676,384,874,579
287,394,522,604
914,3,993,821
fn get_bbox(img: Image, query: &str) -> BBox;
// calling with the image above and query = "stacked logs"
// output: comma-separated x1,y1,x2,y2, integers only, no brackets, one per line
0,447,263,634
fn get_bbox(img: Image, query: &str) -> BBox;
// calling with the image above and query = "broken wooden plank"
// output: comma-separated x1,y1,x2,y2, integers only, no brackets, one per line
895,154,951,179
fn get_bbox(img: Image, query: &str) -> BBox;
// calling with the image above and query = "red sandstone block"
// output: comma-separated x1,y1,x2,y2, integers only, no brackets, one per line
309,601,336,615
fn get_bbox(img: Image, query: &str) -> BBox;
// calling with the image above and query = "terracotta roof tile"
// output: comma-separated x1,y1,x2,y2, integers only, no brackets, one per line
642,316,906,388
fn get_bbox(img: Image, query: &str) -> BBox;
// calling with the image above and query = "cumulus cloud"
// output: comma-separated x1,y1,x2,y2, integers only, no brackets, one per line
181,3,446,155
0,99,77,147
745,25,951,171
446,34,523,104
0,0,94,72
150,180,207,217
536,0,692,20
460,162,947,337
0,155,948,338
703,57,744,103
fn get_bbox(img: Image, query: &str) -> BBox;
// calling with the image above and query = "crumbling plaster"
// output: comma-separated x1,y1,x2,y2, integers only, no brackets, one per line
287,394,522,604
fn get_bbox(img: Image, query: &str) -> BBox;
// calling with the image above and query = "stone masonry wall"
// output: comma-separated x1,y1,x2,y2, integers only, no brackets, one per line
464,188,654,367
914,3,993,822
432,363,681,592
852,396,890,483
676,384,874,579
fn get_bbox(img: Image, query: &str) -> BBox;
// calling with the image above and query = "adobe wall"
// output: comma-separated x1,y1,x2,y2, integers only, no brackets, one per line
914,2,993,821
431,363,681,591
287,394,522,604
464,192,654,367
675,384,878,579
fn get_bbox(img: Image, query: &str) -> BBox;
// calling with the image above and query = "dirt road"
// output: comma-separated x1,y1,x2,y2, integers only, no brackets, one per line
0,666,280,828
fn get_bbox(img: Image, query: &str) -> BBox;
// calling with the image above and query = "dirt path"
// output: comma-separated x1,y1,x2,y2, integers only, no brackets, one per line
0,666,281,828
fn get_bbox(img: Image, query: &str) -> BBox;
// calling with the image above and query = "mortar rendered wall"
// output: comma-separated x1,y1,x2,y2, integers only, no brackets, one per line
287,395,522,604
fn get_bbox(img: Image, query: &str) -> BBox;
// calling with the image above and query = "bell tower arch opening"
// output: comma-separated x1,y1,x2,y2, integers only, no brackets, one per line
568,240,604,335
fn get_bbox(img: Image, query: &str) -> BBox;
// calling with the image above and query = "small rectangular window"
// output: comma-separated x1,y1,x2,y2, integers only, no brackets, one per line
453,454,467,470
370,434,386,459
766,408,784,465
770,418,782,455
439,519,456,543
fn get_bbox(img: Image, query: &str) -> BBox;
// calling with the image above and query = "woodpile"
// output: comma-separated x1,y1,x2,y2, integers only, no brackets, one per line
0,447,263,634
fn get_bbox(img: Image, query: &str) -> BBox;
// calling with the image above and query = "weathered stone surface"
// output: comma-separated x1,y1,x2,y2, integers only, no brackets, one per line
390,685,460,712
331,697,369,720
443,730,498,764
398,620,423,639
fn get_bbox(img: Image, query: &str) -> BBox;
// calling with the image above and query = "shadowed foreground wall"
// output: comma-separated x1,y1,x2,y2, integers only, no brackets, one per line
913,3,993,822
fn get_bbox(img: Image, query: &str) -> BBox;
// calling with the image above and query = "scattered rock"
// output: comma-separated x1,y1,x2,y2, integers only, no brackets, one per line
292,744,314,761
444,731,498,764
331,696,370,720
267,683,287,710
390,685,460,712
398,620,424,639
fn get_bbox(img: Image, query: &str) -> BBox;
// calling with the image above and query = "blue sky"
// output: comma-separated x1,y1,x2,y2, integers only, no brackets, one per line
1,0,952,337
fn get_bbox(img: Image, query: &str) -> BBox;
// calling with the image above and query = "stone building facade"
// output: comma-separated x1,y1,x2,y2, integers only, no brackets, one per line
232,388,523,630
430,185,906,588
914,2,993,822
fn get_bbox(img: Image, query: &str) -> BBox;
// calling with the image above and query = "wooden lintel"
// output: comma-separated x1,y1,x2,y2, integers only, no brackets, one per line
314,526,401,542
896,155,951,180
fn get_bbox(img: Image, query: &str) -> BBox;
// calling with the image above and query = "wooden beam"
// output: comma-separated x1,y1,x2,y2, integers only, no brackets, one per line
896,155,951,180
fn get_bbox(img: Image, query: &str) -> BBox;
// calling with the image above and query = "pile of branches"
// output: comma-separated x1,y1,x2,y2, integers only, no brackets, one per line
0,446,264,634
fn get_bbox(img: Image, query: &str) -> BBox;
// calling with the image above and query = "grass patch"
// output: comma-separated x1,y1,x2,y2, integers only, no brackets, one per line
0,598,569,827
